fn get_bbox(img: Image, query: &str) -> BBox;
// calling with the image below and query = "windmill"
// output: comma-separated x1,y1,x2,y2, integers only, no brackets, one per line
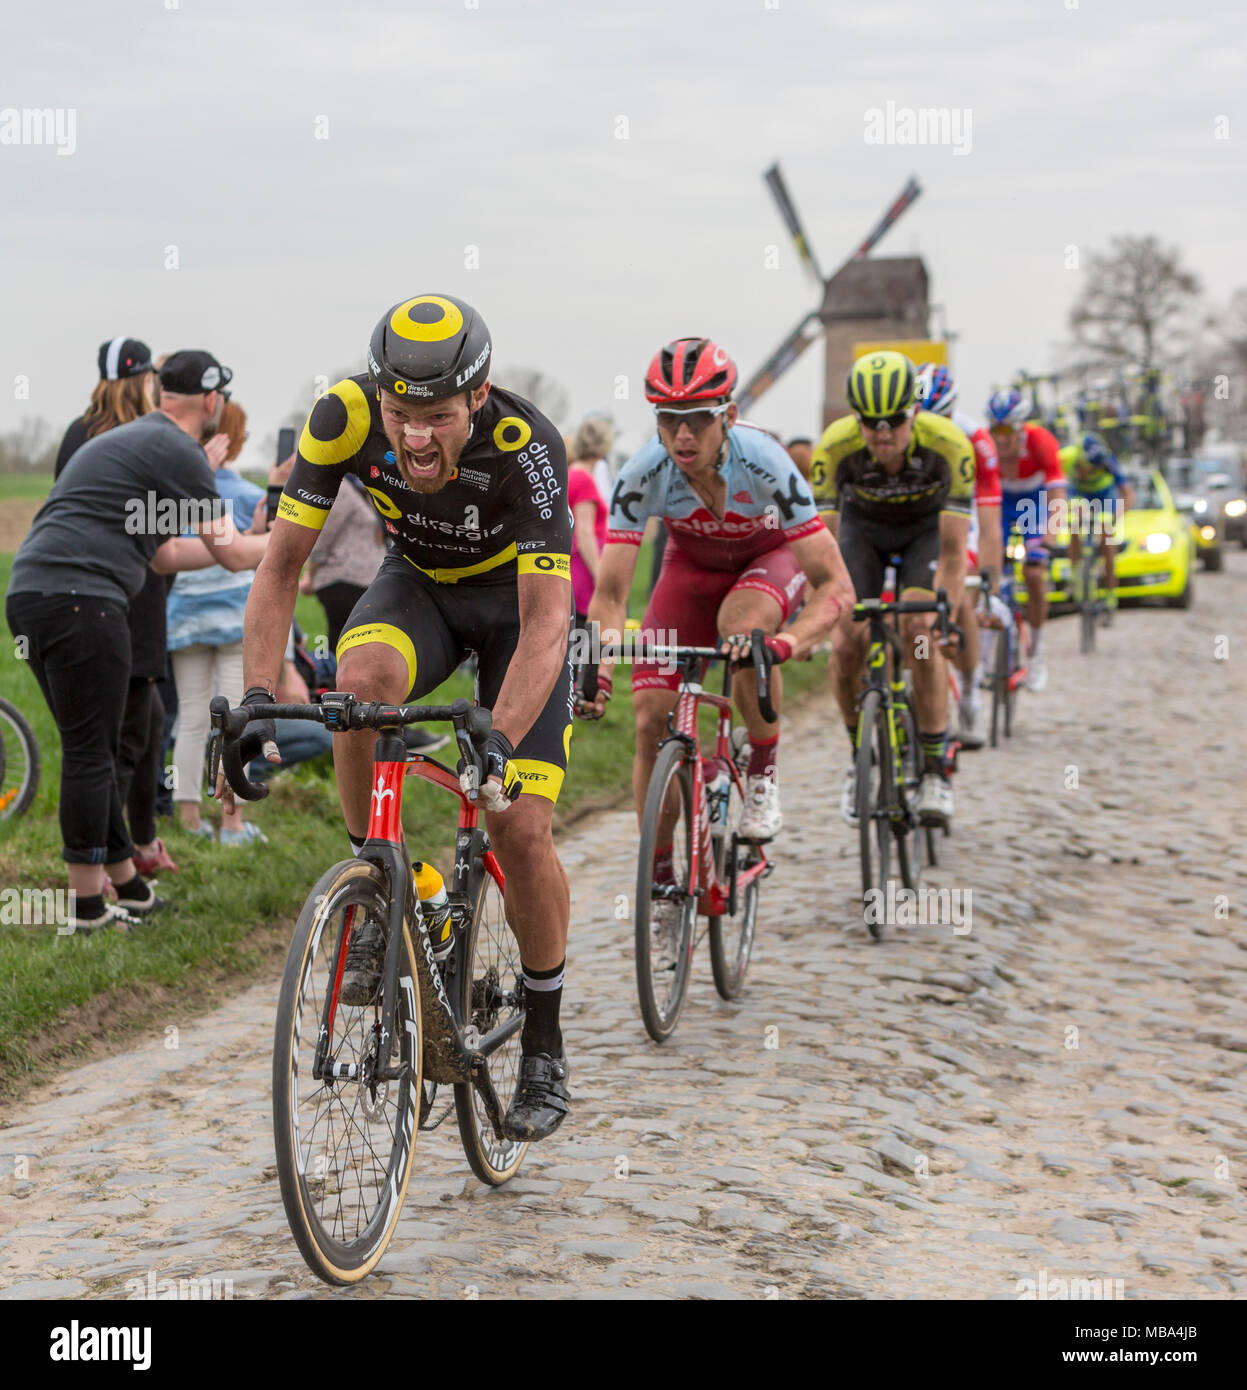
739,166,927,423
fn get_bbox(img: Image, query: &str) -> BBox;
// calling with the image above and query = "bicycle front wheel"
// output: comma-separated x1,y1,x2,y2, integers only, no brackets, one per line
1080,558,1097,653
454,862,529,1186
708,772,760,1001
273,859,421,1285
894,699,923,891
0,698,40,820
856,689,892,938
635,739,697,1042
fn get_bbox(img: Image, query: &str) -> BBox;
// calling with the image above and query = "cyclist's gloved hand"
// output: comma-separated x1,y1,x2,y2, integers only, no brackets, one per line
574,670,611,721
720,633,793,664
460,728,523,812
238,687,280,767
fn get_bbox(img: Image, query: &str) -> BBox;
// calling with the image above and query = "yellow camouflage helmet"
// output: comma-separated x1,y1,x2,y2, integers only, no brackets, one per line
846,350,918,420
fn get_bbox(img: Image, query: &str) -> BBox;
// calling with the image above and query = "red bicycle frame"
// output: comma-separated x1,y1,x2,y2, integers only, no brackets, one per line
667,681,768,919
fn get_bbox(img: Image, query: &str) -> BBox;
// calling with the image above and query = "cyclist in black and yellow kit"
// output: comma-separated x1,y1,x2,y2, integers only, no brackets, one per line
232,295,575,1141
813,350,975,829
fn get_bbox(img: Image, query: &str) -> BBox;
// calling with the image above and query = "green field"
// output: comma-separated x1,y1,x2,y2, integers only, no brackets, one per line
0,538,829,1088
0,473,55,501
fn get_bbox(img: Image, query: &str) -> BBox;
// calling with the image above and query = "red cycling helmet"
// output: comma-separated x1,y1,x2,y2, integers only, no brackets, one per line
644,337,738,404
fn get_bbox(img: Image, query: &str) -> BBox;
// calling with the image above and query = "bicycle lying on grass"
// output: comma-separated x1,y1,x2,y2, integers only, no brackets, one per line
581,632,776,1042
211,692,527,1285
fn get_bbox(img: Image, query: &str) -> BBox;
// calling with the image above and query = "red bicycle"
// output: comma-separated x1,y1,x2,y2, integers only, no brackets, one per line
211,692,527,1285
590,633,776,1043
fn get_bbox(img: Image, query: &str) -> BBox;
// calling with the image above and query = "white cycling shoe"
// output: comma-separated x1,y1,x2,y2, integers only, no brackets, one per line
840,765,859,827
915,773,954,827
1025,636,1048,693
957,696,984,750
738,775,783,841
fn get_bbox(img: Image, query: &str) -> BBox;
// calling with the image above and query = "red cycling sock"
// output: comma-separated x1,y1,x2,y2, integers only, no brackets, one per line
747,735,778,779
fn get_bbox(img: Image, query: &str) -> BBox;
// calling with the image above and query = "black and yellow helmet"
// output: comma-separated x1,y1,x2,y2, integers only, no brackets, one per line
846,350,918,419
367,294,491,401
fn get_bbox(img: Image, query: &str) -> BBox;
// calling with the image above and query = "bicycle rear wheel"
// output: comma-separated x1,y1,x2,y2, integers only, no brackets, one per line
273,859,421,1285
1005,620,1024,738
708,771,760,1001
635,739,697,1042
856,689,892,939
454,862,528,1185
1080,556,1096,653
0,698,40,820
990,627,1006,748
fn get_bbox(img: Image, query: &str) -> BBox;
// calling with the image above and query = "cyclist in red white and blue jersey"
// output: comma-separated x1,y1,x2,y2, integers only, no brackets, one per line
583,337,852,845
985,388,1066,693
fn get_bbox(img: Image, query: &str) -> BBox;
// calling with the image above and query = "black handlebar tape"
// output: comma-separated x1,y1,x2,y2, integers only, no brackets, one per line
750,629,779,725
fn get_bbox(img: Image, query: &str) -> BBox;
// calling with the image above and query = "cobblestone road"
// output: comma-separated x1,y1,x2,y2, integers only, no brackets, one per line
3,558,1245,1300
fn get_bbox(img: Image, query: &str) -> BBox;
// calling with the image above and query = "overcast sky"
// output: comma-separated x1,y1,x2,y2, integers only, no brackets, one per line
1,0,1241,468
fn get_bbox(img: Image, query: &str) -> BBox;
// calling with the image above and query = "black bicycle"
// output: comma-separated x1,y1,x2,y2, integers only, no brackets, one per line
851,588,954,939
211,692,528,1285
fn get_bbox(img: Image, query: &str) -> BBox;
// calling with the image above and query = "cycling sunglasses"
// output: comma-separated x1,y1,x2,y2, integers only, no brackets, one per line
988,422,1023,436
655,404,729,433
856,409,911,431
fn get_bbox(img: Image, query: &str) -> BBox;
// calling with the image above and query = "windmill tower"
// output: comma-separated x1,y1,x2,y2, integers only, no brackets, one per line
740,167,933,428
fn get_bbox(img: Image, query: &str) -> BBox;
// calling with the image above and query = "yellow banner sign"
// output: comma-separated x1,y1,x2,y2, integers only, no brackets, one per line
853,338,948,367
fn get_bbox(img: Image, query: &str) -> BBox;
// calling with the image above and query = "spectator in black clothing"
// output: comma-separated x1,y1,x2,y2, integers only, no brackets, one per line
54,337,179,878
6,349,269,933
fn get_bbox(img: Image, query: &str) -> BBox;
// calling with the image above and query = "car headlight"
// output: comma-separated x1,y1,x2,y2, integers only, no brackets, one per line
1225,498,1247,518
1145,533,1173,554
1200,525,1217,540
1194,499,1208,513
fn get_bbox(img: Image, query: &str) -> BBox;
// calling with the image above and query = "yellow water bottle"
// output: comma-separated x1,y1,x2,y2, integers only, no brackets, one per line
413,861,454,961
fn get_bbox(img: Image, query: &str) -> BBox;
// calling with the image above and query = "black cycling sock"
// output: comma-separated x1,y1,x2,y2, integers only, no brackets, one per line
520,959,564,1057
74,893,106,921
114,873,153,904
348,832,366,857
920,729,947,775
846,723,859,753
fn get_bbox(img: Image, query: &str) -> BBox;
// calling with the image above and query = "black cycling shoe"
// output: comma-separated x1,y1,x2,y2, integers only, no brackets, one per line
503,1051,570,1141
339,916,385,1006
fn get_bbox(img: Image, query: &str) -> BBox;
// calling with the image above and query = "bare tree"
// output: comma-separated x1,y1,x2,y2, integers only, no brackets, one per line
490,366,569,427
1069,235,1202,369
0,416,58,473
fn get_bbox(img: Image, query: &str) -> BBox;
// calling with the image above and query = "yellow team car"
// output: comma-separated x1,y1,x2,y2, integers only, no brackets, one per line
1006,469,1195,609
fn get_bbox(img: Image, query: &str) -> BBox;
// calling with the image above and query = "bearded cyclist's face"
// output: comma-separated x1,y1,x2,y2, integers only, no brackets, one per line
860,414,912,470
991,425,1023,467
380,385,489,493
657,400,737,476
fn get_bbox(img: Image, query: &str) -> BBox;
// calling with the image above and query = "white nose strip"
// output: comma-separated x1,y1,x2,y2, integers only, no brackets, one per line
404,425,435,446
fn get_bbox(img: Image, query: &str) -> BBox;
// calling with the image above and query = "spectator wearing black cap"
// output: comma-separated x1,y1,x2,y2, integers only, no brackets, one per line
54,338,158,476
5,350,269,933
54,337,178,880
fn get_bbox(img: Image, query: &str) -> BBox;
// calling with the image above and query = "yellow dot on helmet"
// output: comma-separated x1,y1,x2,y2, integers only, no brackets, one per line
390,295,465,343
393,380,407,394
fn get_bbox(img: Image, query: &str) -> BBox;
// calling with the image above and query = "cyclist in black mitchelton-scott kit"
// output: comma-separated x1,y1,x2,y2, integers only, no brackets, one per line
224,295,576,1142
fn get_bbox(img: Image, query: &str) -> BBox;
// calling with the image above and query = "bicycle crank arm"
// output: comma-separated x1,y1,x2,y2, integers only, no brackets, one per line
469,1058,510,1142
